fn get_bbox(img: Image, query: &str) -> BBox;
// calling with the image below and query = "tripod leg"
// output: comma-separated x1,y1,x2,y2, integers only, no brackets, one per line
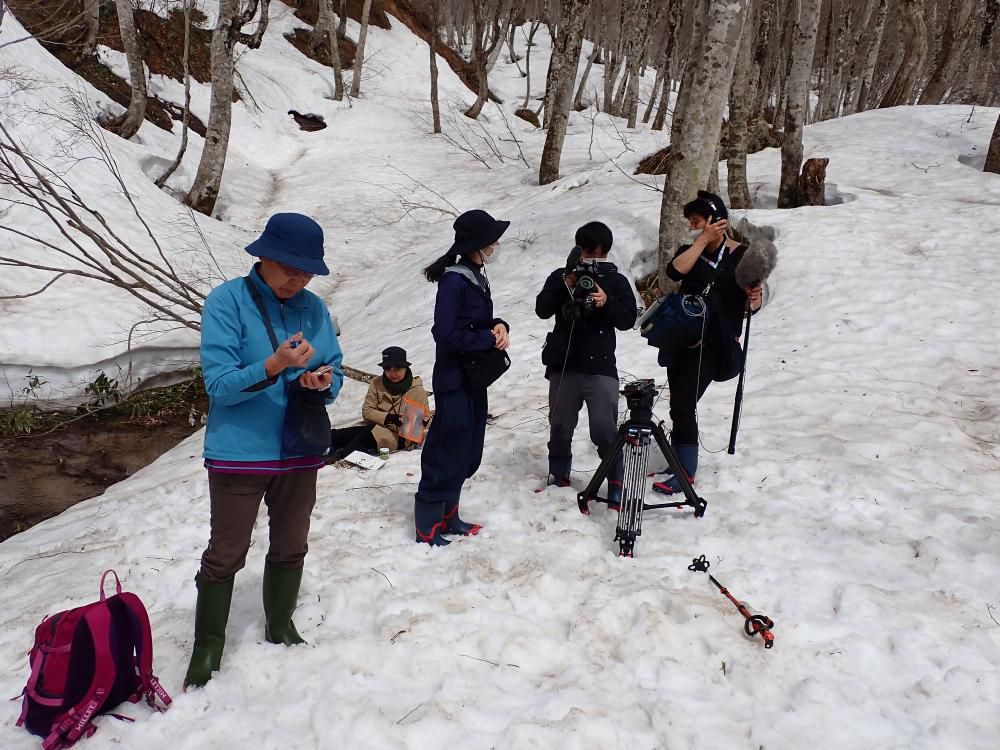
578,428,625,514
652,424,707,517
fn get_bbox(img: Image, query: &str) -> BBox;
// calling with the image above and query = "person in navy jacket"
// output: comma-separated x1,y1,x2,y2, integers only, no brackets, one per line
185,213,343,688
414,209,511,546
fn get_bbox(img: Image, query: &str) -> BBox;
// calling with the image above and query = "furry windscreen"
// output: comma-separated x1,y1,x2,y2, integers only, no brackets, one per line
735,237,778,289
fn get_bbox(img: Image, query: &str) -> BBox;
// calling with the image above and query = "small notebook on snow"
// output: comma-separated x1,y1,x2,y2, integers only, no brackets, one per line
341,451,386,471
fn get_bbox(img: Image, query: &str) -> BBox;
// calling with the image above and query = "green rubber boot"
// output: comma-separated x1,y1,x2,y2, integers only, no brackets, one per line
183,574,234,689
263,561,307,646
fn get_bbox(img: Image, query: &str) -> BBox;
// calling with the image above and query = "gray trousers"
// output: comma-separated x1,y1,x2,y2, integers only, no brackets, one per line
547,372,622,477
200,470,318,582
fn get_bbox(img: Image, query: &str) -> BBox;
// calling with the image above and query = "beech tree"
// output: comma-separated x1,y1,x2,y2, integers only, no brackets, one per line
878,0,928,108
186,0,270,216
917,0,976,105
430,0,442,132
777,0,821,209
351,0,374,98
313,0,345,101
657,0,749,283
985,114,1000,174
538,0,588,185
112,0,147,140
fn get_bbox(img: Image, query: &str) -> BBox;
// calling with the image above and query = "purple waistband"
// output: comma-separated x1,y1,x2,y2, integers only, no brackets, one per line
204,456,325,475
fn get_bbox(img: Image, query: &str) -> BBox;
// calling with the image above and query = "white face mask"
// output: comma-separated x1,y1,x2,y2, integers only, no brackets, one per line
689,229,703,242
481,246,499,265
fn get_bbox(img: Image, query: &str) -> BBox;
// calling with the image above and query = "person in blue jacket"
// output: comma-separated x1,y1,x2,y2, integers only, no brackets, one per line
414,209,511,546
184,213,343,688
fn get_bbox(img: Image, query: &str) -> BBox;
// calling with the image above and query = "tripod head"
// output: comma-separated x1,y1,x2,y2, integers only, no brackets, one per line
622,379,657,423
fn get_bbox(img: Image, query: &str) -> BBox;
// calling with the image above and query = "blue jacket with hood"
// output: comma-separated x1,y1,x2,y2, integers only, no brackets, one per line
200,265,343,461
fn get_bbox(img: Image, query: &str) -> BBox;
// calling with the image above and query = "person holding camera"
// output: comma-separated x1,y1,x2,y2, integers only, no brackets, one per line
536,222,638,506
652,192,762,495
328,346,429,461
414,209,511,546
185,213,343,688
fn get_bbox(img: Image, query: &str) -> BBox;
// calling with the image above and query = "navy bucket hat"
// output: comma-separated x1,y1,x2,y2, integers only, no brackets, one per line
447,209,510,256
246,213,330,276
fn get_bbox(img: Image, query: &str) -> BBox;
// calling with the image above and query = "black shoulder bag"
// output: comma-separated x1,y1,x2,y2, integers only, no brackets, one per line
244,278,331,457
458,346,511,390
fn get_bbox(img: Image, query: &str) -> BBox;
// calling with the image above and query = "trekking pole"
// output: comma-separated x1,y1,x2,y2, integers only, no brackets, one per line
727,300,752,455
688,555,774,649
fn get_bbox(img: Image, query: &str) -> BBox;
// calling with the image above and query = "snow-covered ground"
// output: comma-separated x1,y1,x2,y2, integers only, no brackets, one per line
2,6,1000,750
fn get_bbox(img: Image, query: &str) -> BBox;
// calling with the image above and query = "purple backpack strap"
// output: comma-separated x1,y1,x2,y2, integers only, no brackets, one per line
117,592,171,710
41,606,116,750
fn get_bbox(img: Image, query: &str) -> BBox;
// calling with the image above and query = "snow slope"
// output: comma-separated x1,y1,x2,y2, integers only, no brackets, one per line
2,8,1000,750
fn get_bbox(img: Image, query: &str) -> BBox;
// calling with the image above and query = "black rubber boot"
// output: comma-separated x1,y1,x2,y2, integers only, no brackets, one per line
263,561,307,646
183,574,235,689
414,498,450,546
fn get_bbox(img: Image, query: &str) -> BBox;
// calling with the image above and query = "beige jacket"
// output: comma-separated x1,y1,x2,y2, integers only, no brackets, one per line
362,375,430,451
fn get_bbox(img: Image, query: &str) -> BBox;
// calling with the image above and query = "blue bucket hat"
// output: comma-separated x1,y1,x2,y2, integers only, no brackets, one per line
245,213,329,275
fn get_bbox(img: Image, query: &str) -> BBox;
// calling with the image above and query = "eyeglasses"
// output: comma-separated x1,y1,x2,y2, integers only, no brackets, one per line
275,261,314,279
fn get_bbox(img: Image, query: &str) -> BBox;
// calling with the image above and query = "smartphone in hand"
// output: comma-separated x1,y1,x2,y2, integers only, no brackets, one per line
311,365,333,376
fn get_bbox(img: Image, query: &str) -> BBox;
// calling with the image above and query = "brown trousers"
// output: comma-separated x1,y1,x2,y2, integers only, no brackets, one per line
199,470,318,582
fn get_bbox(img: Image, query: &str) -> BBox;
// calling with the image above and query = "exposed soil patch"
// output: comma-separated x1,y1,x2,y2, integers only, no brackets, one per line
280,0,392,30
7,1,209,135
0,379,206,541
283,27,358,70
100,7,214,85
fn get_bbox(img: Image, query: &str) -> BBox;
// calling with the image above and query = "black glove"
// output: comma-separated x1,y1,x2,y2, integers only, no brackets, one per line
384,413,402,428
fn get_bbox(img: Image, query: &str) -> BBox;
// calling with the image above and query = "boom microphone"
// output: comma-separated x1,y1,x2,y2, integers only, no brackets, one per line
735,236,778,289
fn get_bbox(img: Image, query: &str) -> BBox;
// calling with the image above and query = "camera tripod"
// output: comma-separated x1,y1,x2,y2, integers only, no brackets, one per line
578,379,708,557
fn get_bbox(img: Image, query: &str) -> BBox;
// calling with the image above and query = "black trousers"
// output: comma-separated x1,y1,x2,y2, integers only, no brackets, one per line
330,425,377,454
667,344,719,444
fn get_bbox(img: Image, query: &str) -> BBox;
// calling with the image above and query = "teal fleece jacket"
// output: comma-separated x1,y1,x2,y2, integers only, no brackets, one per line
200,266,343,461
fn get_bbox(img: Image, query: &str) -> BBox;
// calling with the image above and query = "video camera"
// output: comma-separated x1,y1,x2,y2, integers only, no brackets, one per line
562,246,617,320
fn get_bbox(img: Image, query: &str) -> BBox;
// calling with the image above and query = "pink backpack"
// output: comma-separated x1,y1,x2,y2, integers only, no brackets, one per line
16,570,172,749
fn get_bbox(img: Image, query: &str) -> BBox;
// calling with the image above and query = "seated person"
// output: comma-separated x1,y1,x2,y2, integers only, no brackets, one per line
329,346,429,461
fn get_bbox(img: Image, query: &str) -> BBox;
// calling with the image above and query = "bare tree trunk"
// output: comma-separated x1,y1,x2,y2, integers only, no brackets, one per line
430,0,442,132
841,0,878,115
816,0,849,120
338,0,348,38
643,65,664,123
917,0,976,104
351,0,374,97
726,1,757,209
112,0,147,139
445,0,456,47
466,0,513,119
777,0,821,209
156,0,193,188
621,0,653,128
657,0,749,284
326,0,345,100
186,0,270,216
878,0,928,107
81,0,100,59
574,44,597,109
651,0,683,131
538,0,588,185
522,20,541,108
855,0,888,111
311,0,333,47
973,0,999,102
985,113,1000,173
